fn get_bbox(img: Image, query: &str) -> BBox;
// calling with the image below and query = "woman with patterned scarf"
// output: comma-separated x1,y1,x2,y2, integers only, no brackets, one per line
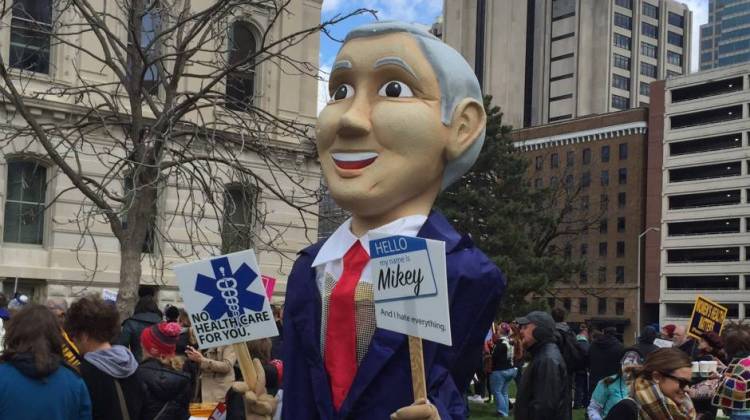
628,348,697,420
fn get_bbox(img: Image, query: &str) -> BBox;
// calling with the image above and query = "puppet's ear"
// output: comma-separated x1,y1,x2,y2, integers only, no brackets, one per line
445,98,486,161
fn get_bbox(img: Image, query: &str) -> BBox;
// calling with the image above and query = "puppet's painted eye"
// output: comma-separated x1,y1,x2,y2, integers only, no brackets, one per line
330,84,354,102
378,81,413,98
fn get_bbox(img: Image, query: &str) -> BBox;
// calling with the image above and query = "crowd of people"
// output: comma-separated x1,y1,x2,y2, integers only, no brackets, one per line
472,308,750,420
0,291,284,420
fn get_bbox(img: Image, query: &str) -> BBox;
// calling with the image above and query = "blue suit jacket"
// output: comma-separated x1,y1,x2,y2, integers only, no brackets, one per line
281,211,506,420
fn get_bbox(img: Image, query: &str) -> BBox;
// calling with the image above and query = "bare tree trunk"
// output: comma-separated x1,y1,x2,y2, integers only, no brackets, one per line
118,244,143,319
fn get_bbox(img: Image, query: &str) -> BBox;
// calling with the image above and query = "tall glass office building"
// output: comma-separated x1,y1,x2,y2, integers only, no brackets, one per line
700,0,750,69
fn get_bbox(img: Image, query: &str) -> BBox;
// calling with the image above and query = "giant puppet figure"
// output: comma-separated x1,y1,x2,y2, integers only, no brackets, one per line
244,21,506,420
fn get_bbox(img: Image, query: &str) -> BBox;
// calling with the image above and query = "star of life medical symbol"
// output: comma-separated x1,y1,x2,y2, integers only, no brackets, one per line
194,256,265,319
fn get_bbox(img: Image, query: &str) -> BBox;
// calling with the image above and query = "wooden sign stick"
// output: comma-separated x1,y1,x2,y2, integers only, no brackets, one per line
408,335,427,401
233,342,258,390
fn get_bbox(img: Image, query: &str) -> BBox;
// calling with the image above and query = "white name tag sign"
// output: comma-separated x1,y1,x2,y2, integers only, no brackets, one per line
369,234,452,346
174,250,278,349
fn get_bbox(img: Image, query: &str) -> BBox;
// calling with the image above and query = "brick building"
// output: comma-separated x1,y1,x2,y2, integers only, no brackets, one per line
512,109,649,344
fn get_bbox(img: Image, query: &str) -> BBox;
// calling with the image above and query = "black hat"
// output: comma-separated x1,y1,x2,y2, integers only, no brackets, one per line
514,311,555,330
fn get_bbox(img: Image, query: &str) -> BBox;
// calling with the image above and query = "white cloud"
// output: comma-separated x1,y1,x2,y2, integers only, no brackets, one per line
317,64,331,116
682,0,709,72
322,0,346,13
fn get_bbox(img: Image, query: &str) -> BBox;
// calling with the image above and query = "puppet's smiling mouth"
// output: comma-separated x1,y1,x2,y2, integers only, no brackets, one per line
332,152,379,170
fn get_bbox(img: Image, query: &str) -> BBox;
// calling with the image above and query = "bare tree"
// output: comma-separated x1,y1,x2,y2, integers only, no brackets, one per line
0,0,369,316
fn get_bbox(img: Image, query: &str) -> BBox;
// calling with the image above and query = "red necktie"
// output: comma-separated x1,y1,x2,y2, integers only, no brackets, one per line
324,240,369,410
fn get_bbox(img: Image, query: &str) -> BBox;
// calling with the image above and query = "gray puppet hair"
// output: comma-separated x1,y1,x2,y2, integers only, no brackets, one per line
344,21,485,190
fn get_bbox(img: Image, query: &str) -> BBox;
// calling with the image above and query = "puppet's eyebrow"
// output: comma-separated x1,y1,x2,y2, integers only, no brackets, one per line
331,60,352,73
373,56,418,79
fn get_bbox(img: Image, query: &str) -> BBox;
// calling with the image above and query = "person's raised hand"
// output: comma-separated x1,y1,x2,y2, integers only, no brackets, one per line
390,398,440,420
231,358,278,420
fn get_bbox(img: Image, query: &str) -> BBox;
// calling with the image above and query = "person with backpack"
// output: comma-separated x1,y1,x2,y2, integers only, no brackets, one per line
552,308,587,413
138,322,193,420
65,296,145,420
588,327,625,400
117,295,163,361
488,323,517,417
514,311,571,420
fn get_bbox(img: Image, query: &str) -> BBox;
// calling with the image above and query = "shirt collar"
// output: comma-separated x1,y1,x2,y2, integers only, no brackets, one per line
311,214,428,267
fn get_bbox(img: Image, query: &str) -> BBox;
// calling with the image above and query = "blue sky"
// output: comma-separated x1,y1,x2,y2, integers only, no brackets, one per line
317,0,709,113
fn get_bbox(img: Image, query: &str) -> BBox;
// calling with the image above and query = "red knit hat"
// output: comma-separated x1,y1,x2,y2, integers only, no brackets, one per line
662,324,677,339
141,322,181,358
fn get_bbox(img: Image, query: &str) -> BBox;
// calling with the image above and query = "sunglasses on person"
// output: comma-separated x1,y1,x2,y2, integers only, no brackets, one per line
661,372,691,389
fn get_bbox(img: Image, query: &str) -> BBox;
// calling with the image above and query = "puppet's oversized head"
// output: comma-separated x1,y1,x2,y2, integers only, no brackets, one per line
317,21,486,228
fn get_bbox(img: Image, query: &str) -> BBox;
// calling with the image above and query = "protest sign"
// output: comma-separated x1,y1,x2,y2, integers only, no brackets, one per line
369,234,451,346
261,275,276,300
688,295,727,340
174,249,278,350
101,289,118,303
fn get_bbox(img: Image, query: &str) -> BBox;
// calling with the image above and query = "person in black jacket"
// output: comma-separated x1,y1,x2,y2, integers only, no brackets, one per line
588,327,624,400
65,296,145,420
118,295,163,361
138,322,193,420
513,311,571,420
630,326,659,358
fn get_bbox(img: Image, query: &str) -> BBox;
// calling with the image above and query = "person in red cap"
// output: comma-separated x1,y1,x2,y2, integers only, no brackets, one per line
138,322,194,420
662,324,677,340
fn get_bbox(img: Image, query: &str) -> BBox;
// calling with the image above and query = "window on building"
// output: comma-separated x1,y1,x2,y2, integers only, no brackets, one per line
226,21,258,111
550,175,558,186
598,267,607,283
667,218,740,236
567,150,575,167
599,242,608,257
536,155,543,170
127,1,161,96
614,33,631,50
580,271,588,284
615,0,632,9
601,170,610,186
642,22,658,39
613,53,631,70
666,275,740,290
551,153,560,169
598,298,607,314
612,94,630,109
670,105,742,129
612,74,630,91
667,247,740,264
618,168,627,185
580,243,588,257
669,162,741,182
668,31,684,47
618,143,628,160
565,174,574,190
601,194,609,211
641,62,657,78
222,183,257,253
668,51,683,66
616,266,625,283
582,171,591,188
618,192,626,208
580,298,588,314
564,243,573,258
617,241,625,257
4,160,47,244
671,77,743,103
9,0,53,73
581,195,590,211
563,298,572,313
668,12,684,28
583,148,592,164
615,12,632,30
668,190,740,210
670,133,742,155
640,81,650,96
617,217,626,233
534,178,543,188
616,298,625,315
641,42,657,59
600,218,608,234
642,3,659,18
